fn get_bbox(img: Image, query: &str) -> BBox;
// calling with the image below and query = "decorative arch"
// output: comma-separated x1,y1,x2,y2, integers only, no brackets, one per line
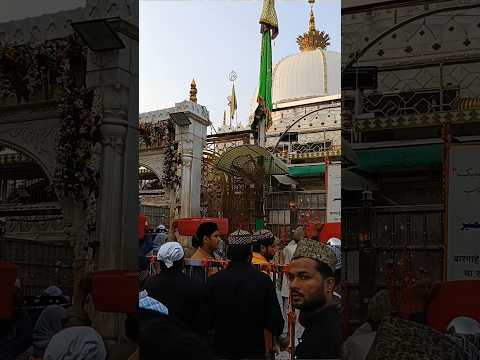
343,3,480,72
138,156,164,182
0,105,61,182
0,133,56,183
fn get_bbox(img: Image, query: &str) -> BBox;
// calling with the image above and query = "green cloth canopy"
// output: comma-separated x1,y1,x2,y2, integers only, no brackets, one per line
288,164,325,177
356,144,443,172
215,144,288,176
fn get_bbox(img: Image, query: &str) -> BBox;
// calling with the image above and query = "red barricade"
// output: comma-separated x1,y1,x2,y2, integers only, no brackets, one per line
91,270,137,313
0,262,17,319
427,281,480,332
174,218,229,236
138,213,146,240
319,223,341,244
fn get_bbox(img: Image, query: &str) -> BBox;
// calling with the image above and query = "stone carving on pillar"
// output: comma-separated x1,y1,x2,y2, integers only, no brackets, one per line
103,136,125,156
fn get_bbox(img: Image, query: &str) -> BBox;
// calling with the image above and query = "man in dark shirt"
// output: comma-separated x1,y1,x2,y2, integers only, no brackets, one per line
207,231,284,360
287,239,342,359
144,242,209,336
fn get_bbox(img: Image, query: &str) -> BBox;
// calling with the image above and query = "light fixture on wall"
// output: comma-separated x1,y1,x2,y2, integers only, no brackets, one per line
71,18,125,51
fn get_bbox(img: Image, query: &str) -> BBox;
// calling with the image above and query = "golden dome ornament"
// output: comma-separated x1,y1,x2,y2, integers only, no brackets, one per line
297,2,331,51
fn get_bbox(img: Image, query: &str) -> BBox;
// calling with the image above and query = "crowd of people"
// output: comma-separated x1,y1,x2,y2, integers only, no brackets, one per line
0,282,108,360
137,222,343,360
3,220,479,360
342,288,480,360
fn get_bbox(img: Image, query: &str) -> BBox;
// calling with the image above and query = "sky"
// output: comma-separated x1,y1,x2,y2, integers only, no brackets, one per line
0,0,340,132
140,0,341,131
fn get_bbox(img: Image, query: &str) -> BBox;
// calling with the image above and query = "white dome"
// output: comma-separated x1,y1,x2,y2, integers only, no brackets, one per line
272,49,341,104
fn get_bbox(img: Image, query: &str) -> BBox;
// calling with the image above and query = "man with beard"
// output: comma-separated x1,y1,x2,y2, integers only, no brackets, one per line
287,239,341,359
252,229,278,267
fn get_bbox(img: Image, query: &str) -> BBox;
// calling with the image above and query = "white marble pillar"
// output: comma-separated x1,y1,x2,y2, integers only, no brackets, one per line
174,103,210,220
84,16,138,340
180,155,193,218
327,161,341,223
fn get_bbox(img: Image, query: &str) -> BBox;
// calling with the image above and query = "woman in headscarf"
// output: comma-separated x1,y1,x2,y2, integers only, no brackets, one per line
31,305,67,359
43,326,106,360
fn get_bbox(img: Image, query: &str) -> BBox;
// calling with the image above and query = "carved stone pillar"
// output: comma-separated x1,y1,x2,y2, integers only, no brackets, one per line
84,16,138,341
180,154,193,219
174,107,210,221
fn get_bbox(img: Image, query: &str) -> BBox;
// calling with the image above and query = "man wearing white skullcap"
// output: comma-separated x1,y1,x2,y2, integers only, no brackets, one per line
144,242,209,336
327,238,342,303
447,317,480,335
156,242,184,269
446,317,480,359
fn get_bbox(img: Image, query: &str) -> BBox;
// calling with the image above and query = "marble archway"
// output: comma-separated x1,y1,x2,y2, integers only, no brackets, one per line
0,103,61,183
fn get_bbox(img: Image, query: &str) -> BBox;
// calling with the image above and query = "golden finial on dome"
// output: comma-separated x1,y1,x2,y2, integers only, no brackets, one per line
190,79,197,103
297,2,331,52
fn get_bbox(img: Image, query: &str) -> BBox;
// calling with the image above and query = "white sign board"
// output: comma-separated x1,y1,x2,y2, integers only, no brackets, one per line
327,162,341,223
447,144,480,280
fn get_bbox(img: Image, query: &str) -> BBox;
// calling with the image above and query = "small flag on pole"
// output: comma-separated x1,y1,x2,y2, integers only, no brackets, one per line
230,84,237,121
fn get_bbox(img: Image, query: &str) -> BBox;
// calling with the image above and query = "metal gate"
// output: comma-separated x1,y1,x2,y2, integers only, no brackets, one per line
2,238,73,297
342,204,444,324
201,156,257,233
266,190,327,242
140,204,170,230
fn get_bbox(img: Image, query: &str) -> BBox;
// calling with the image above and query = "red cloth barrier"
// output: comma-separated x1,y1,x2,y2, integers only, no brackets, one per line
319,223,341,244
91,270,137,313
174,218,229,236
427,281,480,332
138,213,146,240
0,262,16,319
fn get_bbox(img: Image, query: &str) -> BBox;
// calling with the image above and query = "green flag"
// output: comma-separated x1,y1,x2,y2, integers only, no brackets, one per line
257,0,278,129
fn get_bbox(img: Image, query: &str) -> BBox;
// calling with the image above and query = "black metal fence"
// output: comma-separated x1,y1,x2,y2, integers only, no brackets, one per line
342,204,444,325
2,238,73,297
140,204,171,230
266,190,327,241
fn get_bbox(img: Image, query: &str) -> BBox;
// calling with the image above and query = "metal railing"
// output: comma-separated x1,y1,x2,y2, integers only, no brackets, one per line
267,144,341,163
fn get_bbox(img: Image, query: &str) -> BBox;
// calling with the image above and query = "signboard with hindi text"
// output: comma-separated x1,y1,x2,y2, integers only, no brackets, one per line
447,144,480,280
327,162,341,223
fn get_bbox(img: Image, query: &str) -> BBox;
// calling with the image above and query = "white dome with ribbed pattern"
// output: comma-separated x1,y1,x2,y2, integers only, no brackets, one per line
272,49,341,105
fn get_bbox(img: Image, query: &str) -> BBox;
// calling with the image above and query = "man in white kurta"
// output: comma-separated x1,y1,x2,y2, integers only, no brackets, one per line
281,226,305,341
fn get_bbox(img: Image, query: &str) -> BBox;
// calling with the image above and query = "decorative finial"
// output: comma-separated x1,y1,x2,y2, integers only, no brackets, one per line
190,79,197,103
297,2,331,52
309,9,316,32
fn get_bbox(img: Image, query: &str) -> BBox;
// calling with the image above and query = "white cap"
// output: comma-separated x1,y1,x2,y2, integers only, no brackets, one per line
447,317,480,334
157,242,184,268
44,286,63,297
327,239,342,270
327,237,341,246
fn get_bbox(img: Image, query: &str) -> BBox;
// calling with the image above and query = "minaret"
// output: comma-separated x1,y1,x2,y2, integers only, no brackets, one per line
189,79,197,103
